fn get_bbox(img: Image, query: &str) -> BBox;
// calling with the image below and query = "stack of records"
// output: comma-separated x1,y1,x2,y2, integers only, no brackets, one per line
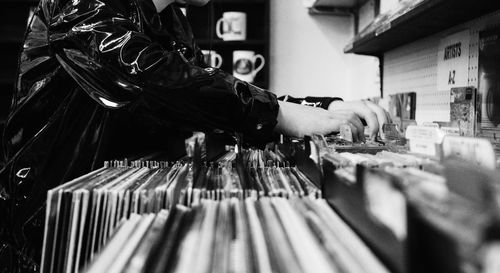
322,145,500,273
85,198,389,273
41,154,321,273
40,163,176,273
323,150,436,170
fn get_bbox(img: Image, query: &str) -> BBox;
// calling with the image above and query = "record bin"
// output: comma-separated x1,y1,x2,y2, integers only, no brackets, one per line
288,136,500,273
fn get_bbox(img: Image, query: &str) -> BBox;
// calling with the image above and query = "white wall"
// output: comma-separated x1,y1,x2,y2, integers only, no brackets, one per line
269,0,380,101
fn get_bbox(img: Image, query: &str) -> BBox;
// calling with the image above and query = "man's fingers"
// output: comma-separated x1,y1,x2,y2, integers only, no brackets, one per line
331,111,365,141
349,122,359,142
328,100,393,140
346,112,365,140
364,101,390,134
385,109,393,124
348,106,379,139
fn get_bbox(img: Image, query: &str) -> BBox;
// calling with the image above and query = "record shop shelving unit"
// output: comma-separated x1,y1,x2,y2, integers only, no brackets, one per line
186,0,271,90
301,1,500,273
0,0,37,164
343,0,500,118
344,0,500,56
306,0,371,16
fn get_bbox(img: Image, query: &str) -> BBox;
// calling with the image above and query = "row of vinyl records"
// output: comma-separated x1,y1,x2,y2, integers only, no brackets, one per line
40,148,322,273
41,135,500,273
83,198,389,273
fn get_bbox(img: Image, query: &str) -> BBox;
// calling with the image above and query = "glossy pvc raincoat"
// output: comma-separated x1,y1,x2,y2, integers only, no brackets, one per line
0,0,282,271
0,0,338,271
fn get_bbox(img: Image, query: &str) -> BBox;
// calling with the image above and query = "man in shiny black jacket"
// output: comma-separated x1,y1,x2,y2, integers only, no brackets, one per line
0,0,389,271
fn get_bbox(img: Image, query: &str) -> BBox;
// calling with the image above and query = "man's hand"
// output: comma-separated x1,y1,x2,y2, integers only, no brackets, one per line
274,101,369,142
328,100,391,140
274,100,391,141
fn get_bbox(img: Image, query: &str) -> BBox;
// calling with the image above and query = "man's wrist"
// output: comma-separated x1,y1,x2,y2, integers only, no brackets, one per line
327,99,343,111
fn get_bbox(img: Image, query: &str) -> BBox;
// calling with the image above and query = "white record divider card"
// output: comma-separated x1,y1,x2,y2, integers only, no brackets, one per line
405,125,444,158
442,136,496,170
437,30,471,94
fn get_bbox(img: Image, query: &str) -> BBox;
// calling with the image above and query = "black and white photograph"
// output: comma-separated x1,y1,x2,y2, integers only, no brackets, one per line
1,0,500,272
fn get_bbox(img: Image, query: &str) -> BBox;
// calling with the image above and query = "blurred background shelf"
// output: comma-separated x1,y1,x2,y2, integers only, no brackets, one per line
305,0,369,15
345,0,500,56
188,0,270,89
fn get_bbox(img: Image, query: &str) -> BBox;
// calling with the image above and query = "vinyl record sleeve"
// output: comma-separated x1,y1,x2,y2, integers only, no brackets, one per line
97,168,140,249
53,190,74,273
231,199,252,273
243,199,272,273
291,199,361,273
41,188,63,273
255,199,302,273
105,214,156,273
74,190,90,272
41,167,110,273
145,206,193,273
450,87,477,137
272,198,335,273
64,190,83,273
121,210,169,273
83,167,131,263
82,168,127,262
85,214,143,273
212,201,231,273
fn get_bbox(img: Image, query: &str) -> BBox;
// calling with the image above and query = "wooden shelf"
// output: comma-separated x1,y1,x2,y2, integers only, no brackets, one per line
305,0,368,15
345,0,500,56
305,0,369,9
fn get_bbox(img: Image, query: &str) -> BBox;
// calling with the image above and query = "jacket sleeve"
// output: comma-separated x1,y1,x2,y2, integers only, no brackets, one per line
47,0,279,146
278,95,343,110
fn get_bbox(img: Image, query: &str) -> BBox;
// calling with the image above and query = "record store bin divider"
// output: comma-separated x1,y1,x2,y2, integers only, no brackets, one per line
290,136,500,273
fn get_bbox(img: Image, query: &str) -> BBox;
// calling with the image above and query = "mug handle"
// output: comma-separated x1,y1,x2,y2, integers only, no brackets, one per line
216,18,225,39
253,54,265,75
213,53,223,68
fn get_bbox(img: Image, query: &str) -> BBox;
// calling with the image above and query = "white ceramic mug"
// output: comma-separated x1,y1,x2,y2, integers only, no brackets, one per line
216,12,247,41
201,50,223,68
233,50,265,83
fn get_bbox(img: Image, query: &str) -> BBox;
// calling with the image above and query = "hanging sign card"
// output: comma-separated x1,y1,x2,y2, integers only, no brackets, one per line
437,30,471,91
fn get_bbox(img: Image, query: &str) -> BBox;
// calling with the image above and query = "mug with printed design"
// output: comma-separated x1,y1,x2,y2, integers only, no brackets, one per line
232,50,265,83
201,50,223,68
216,12,247,41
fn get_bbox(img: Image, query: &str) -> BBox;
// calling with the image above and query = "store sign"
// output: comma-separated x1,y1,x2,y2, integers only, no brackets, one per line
437,30,471,91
